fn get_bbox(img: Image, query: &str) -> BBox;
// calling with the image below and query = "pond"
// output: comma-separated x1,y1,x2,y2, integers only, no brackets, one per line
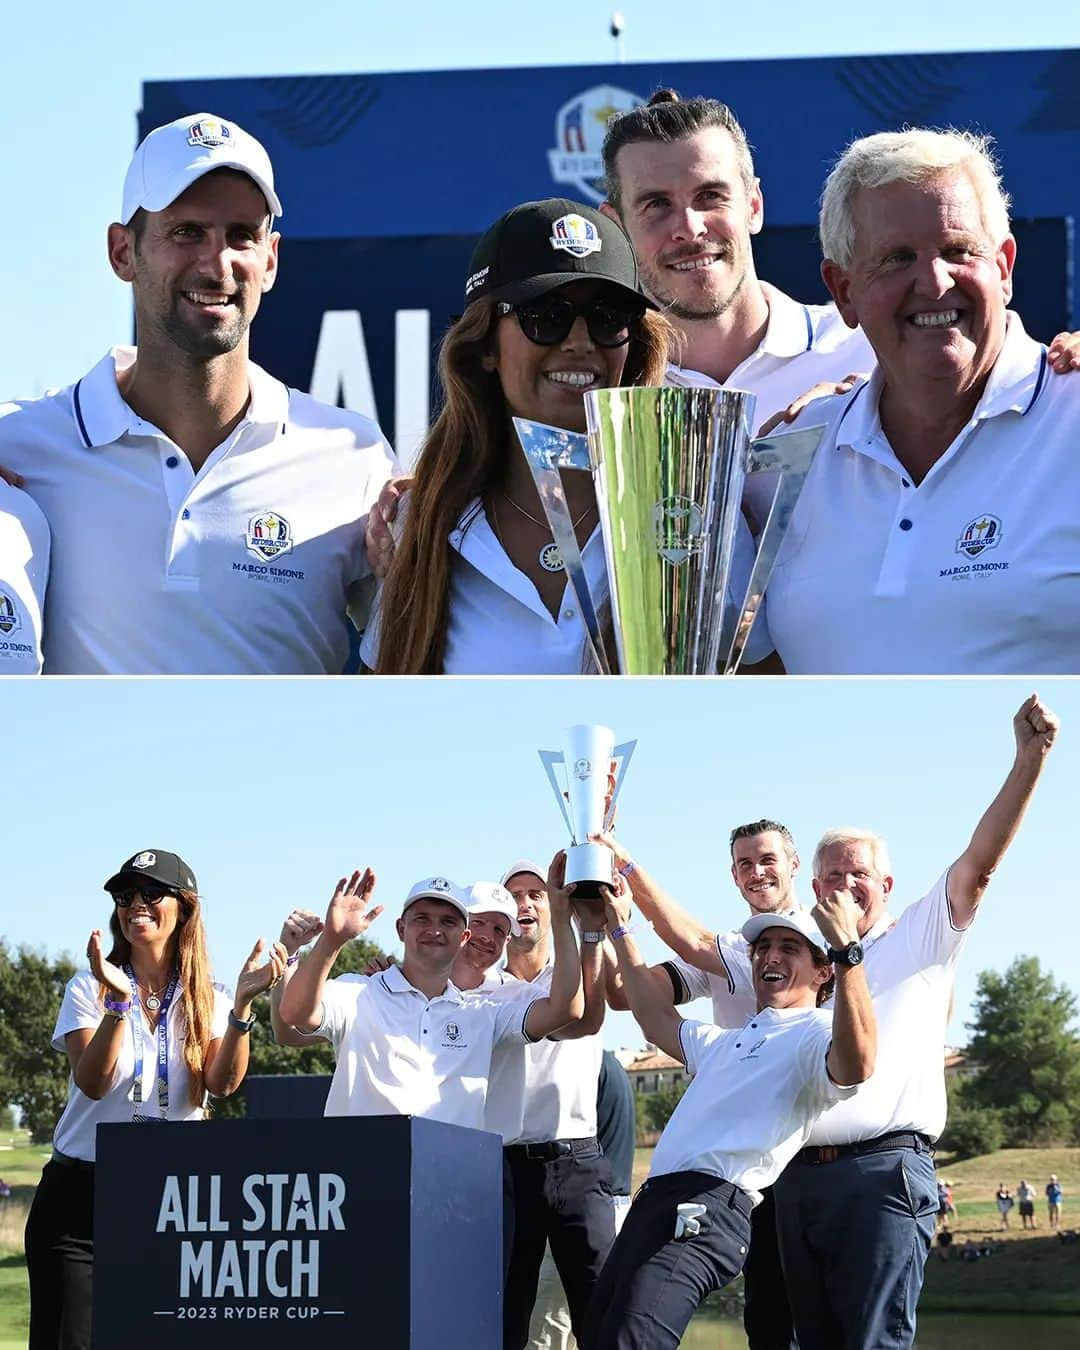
680,1311,1080,1348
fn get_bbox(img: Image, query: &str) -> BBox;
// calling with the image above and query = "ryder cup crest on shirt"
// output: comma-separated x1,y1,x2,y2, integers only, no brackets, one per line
0,591,20,636
955,513,1003,558
245,512,293,562
547,85,645,203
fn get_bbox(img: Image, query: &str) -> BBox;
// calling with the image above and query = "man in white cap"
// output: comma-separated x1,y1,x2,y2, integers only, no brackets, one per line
583,874,875,1350
277,865,583,1126
0,112,396,673
493,858,615,1350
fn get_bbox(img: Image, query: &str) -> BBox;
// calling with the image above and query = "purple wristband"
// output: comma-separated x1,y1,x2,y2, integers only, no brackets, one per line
610,923,635,942
618,861,636,878
103,994,132,1014
286,954,300,967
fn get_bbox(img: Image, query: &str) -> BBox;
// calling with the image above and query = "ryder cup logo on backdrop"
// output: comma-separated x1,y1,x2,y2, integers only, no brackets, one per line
0,591,20,636
956,514,1003,558
547,85,645,203
246,512,293,562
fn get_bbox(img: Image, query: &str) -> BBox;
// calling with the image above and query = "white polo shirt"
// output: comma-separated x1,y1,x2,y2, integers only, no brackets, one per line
663,907,814,1029
0,481,49,674
806,870,968,1147
315,966,537,1128
361,499,607,674
51,971,232,1161
477,962,602,1144
0,348,397,673
761,315,1080,673
650,1006,856,1205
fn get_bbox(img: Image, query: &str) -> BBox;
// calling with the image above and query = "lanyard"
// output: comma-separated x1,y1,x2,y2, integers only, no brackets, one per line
126,965,179,1123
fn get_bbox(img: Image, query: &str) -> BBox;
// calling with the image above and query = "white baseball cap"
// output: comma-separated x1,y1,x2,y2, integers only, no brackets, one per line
466,882,522,936
741,909,828,956
500,859,547,888
121,112,283,225
401,875,470,924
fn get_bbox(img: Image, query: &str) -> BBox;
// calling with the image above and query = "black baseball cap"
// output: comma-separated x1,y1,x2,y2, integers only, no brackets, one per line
463,198,651,310
104,850,198,896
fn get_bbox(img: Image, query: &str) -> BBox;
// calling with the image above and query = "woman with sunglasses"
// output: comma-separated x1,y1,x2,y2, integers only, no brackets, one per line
24,848,286,1350
365,198,672,673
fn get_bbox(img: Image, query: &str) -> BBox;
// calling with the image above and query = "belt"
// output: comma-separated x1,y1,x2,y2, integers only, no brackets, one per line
795,1130,933,1165
51,1149,95,1170
505,1136,600,1163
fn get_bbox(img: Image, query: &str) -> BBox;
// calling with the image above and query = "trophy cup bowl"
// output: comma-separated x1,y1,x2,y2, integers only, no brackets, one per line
514,386,825,674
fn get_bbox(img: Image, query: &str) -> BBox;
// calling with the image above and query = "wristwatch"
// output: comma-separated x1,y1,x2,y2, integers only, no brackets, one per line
827,941,864,967
228,1009,257,1033
579,931,605,944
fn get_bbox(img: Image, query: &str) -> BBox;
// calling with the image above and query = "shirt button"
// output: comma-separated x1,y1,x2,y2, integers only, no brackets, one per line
901,478,911,488
751,1023,757,1029
181,509,190,521
165,455,179,468
563,608,576,621
899,518,913,531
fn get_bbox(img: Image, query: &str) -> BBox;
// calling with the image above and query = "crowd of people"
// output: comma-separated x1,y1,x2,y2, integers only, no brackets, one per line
24,695,1058,1349
3,94,1080,674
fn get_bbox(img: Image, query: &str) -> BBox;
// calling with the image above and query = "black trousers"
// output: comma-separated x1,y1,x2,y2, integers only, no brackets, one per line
24,1158,96,1350
742,1185,798,1349
581,1169,752,1350
502,1139,616,1350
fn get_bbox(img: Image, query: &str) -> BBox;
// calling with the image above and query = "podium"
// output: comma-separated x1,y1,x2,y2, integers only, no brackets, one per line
93,1115,502,1348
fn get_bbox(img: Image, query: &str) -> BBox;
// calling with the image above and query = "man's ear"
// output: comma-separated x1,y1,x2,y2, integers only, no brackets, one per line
822,259,859,330
107,223,137,284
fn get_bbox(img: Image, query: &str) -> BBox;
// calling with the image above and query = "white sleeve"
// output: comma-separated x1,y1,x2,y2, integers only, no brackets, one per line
495,989,538,1045
312,976,365,1048
677,1019,726,1075
801,1013,859,1104
52,972,106,1050
662,955,714,1006
905,869,970,969
210,984,233,1039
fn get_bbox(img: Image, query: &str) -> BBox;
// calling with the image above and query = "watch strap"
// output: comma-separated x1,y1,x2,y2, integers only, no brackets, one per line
228,1009,256,1033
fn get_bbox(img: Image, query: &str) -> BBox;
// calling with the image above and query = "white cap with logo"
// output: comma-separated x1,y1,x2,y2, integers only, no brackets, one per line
401,876,470,924
466,882,522,936
121,113,283,225
741,909,828,956
500,858,547,888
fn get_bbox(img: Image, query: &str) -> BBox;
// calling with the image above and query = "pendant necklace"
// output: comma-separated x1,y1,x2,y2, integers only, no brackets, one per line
499,492,595,573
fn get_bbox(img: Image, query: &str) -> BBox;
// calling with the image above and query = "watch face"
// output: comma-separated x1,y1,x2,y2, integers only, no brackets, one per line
846,942,864,966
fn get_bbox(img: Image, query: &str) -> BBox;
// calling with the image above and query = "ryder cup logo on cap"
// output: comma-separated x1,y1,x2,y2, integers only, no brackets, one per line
402,875,471,922
550,213,602,258
132,851,157,869
121,111,283,225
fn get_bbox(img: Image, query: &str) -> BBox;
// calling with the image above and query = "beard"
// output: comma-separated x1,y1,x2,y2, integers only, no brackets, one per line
158,300,249,359
641,249,748,322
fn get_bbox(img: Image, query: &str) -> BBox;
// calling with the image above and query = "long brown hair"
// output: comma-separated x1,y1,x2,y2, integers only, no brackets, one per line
105,888,216,1108
376,299,673,674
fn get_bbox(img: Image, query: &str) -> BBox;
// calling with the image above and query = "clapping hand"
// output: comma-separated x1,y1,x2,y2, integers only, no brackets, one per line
87,930,128,1000
278,908,324,957
234,939,289,1004
324,869,383,944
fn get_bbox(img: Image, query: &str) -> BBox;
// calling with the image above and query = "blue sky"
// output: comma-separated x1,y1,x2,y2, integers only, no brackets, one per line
3,677,1075,1052
3,3,1080,401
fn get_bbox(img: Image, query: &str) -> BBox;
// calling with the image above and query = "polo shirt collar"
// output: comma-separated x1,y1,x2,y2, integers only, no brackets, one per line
751,1003,817,1022
835,311,1046,453
381,962,464,1004
756,283,816,359
73,347,290,449
862,911,897,949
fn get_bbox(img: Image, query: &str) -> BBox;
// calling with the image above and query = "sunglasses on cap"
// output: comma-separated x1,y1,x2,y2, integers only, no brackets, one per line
496,293,645,349
111,882,178,908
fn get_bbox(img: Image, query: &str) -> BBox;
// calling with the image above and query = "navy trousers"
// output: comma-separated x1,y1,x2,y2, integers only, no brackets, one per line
774,1143,938,1349
743,1185,798,1349
581,1170,753,1350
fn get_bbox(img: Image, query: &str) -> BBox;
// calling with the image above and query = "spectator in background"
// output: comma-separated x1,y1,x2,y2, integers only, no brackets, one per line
1047,1175,1063,1229
995,1183,1013,1229
1017,1178,1037,1229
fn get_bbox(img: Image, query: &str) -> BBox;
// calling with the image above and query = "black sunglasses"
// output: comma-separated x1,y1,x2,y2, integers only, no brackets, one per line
111,882,177,908
496,294,645,348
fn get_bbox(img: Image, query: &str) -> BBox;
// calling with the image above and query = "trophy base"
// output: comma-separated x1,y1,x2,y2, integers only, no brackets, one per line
565,842,614,900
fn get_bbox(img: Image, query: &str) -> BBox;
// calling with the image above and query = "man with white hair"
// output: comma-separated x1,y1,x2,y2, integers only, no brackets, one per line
769,696,1059,1349
760,127,1080,673
0,112,395,673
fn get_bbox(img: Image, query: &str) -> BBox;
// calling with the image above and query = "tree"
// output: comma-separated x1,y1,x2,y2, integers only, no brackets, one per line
640,1081,688,1134
211,935,388,1119
0,940,77,1143
960,955,1080,1146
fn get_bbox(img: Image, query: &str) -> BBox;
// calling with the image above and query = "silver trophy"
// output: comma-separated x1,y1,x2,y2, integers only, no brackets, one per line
539,725,635,899
514,386,825,673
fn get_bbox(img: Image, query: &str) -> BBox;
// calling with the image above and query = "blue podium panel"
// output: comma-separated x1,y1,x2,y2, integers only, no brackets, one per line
244,1074,331,1119
92,1116,502,1348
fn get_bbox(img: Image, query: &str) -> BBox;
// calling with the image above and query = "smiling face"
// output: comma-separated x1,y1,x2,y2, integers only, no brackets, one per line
750,928,830,1010
610,127,762,321
504,871,550,952
462,911,512,972
731,830,798,915
813,840,893,938
395,899,470,973
821,170,1015,408
110,169,279,362
112,883,183,951
482,281,628,433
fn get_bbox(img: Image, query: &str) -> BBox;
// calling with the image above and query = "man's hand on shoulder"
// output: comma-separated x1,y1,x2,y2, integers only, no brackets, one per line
365,475,414,578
